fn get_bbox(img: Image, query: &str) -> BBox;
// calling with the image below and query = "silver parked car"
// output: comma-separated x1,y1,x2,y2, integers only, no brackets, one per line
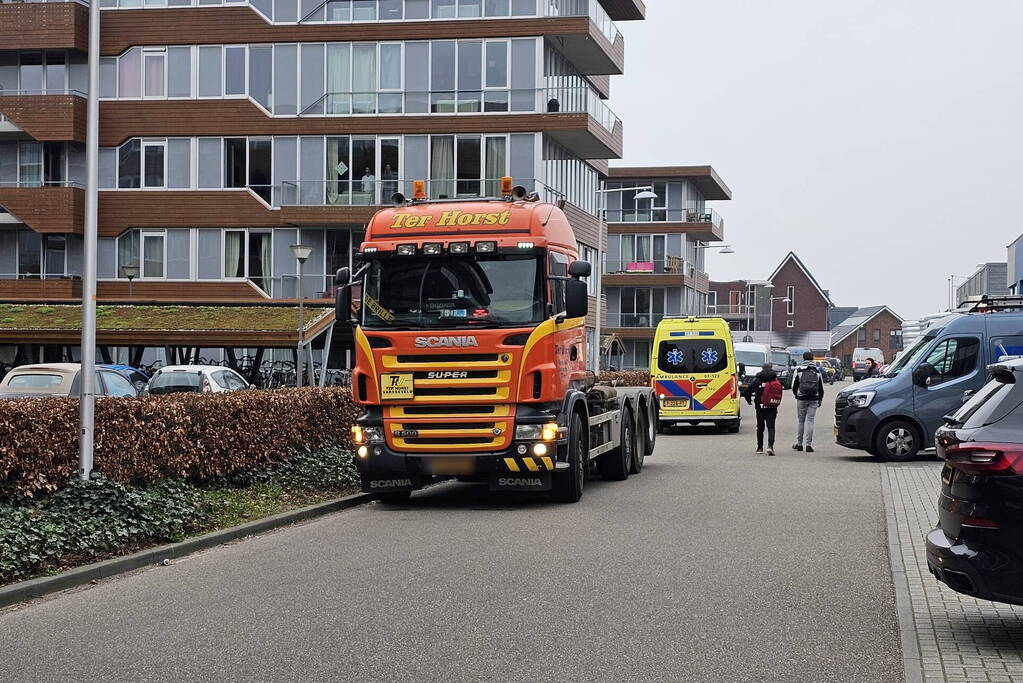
0,363,139,399
147,366,251,395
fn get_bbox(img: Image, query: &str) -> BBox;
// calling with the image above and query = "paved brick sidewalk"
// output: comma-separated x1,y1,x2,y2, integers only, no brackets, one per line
883,463,1023,682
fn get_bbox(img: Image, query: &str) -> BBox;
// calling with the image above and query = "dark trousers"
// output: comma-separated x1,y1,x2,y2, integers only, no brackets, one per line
755,406,778,449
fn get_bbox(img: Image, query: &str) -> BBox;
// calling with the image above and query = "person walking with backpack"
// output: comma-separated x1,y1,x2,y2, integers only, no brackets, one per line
792,351,825,452
743,362,783,456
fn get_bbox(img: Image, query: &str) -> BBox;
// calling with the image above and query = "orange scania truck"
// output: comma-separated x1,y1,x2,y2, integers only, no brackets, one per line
335,179,656,503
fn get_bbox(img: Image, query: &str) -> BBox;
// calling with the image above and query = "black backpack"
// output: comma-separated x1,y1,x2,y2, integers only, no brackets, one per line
796,366,819,400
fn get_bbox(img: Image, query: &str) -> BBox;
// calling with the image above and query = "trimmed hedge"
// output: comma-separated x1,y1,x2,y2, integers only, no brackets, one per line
0,388,360,499
598,371,651,387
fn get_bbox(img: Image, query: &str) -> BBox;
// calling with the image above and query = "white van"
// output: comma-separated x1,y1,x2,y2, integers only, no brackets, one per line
851,347,884,380
733,342,771,393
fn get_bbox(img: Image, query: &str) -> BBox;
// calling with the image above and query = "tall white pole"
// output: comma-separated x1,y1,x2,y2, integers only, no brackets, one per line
593,247,602,373
78,0,101,480
768,297,774,349
296,259,305,388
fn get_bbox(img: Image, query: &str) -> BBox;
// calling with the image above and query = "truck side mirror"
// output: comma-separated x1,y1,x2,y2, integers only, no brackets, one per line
565,279,588,319
334,267,354,326
568,260,591,278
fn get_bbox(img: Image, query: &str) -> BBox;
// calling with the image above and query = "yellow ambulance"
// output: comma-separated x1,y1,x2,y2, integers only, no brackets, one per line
650,316,741,433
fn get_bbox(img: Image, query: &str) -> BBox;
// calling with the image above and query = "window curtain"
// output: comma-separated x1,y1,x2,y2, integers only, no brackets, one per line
117,230,139,276
326,44,350,114
224,231,243,278
352,45,375,114
430,136,454,199
484,136,506,197
326,137,340,204
258,233,272,295
143,235,164,278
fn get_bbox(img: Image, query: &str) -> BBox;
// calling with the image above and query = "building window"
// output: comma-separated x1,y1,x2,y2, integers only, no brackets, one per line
577,242,597,297
617,287,665,328
890,329,903,351
117,229,166,279
873,328,881,344
786,320,794,328
224,229,273,294
17,231,41,279
786,286,794,315
142,140,165,188
857,327,866,344
118,139,141,189
143,49,166,98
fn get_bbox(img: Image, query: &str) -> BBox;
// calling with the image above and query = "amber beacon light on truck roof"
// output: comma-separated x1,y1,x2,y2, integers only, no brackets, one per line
390,176,538,208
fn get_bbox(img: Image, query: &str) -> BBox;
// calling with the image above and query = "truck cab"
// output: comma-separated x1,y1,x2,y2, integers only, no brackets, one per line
836,307,1023,461
338,180,655,503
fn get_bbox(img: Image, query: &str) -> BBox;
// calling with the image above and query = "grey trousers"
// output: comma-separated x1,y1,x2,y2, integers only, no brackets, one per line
795,400,819,447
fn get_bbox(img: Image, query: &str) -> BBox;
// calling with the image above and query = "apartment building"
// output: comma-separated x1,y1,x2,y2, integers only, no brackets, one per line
0,0,644,368
601,165,731,369
956,262,1008,307
708,252,832,352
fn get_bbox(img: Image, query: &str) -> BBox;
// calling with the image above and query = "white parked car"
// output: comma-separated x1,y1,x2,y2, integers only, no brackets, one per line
147,366,251,395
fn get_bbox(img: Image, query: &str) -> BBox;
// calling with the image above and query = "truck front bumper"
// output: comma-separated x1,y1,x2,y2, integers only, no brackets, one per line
356,441,562,494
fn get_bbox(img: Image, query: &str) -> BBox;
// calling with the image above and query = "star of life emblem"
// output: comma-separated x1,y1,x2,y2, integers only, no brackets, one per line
701,348,719,365
666,349,684,366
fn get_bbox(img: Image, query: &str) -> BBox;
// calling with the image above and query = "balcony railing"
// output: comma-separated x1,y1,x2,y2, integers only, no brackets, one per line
707,304,755,317
604,257,694,276
278,177,565,208
606,313,666,328
0,180,85,189
0,0,88,4
544,0,622,44
0,88,87,97
296,87,620,131
605,206,724,227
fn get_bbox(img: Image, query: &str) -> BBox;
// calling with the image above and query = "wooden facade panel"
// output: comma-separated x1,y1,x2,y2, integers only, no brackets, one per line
0,187,84,234
602,273,686,287
0,279,82,301
100,10,590,55
98,100,589,146
280,205,378,226
0,95,87,143
96,280,268,302
0,3,88,52
99,190,283,237
608,221,724,241
562,202,605,252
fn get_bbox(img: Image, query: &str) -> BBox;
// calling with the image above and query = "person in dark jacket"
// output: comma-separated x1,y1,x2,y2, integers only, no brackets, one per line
864,357,878,379
743,363,780,456
792,351,825,452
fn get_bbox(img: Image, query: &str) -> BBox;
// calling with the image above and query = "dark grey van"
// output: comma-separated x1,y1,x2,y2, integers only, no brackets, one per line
836,310,1023,461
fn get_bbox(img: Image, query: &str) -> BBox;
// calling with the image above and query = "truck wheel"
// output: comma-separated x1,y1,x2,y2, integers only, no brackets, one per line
599,411,633,481
874,421,921,462
630,410,647,474
376,491,412,504
552,412,586,503
642,402,656,456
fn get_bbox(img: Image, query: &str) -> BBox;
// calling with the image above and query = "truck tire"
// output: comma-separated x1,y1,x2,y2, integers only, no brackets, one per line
599,411,633,481
552,412,586,503
874,421,921,462
631,409,647,474
642,402,657,456
376,491,412,504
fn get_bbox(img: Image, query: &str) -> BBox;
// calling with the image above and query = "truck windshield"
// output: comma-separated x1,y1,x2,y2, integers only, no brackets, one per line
883,333,934,377
361,253,545,329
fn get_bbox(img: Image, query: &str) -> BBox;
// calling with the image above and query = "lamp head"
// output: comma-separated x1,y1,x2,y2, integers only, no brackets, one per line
719,246,736,254
634,189,658,201
121,264,140,281
290,244,314,264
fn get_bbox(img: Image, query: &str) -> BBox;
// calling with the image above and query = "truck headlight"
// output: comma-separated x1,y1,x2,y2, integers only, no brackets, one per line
848,392,876,408
515,425,542,440
353,425,384,443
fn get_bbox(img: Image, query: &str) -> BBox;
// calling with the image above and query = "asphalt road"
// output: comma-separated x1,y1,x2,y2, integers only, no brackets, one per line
1,382,902,682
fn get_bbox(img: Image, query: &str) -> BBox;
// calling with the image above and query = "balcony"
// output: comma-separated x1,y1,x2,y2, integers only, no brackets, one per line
595,0,645,21
707,303,755,321
98,189,281,237
0,1,89,52
278,177,563,206
602,258,690,287
0,182,85,234
0,276,82,302
606,207,725,241
604,312,664,338
544,0,625,75
0,91,87,143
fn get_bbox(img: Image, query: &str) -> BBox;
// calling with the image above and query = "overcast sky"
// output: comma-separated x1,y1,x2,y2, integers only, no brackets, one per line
611,0,1023,321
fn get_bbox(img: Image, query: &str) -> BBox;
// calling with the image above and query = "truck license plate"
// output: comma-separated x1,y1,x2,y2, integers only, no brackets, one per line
662,399,690,409
380,373,414,400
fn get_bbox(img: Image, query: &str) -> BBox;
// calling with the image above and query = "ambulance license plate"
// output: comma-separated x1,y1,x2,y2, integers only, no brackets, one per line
662,399,690,409
380,373,414,400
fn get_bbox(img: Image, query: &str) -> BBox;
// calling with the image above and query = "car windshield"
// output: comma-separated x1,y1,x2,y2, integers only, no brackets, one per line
148,372,201,394
771,351,789,366
6,373,65,389
883,334,934,377
361,253,545,329
735,350,767,366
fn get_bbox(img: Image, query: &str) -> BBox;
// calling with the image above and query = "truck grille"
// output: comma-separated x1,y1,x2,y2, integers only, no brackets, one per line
388,416,512,452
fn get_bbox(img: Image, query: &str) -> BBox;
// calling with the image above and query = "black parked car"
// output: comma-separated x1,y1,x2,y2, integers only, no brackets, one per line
926,358,1023,605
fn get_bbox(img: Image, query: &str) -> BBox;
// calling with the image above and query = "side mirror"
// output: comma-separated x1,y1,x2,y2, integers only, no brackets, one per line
335,283,354,326
335,267,351,286
961,389,975,404
912,363,935,388
565,279,588,319
568,260,591,278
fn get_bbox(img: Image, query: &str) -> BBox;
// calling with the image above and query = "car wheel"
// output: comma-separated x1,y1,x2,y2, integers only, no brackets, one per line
599,411,633,481
874,421,921,462
552,412,586,503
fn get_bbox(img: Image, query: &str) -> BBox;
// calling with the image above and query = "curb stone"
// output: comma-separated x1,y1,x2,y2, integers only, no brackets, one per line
881,464,924,683
0,490,375,610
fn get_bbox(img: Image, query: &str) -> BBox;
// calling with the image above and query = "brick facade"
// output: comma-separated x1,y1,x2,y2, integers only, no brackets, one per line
831,308,904,367
769,255,830,333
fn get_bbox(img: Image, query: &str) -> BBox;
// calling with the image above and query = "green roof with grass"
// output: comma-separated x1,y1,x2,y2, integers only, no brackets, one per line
0,304,332,332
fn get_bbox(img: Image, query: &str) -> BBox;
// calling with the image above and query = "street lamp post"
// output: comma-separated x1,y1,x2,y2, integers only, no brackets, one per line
121,264,139,298
767,295,791,348
291,244,313,387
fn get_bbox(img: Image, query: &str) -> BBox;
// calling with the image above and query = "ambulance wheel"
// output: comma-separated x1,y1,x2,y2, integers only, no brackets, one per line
375,491,412,504
598,411,633,481
726,418,741,434
630,410,647,474
552,412,586,504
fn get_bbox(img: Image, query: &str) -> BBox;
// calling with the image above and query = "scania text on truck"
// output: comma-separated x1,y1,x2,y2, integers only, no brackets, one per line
335,179,656,503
